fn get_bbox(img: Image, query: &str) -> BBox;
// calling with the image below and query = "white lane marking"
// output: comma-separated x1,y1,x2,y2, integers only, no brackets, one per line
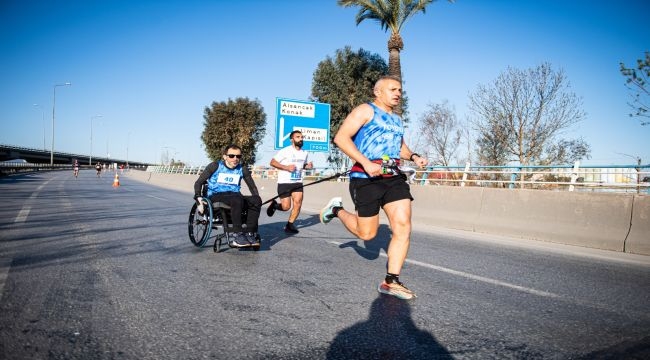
146,194,171,202
14,208,30,223
329,240,560,299
14,180,51,223
0,257,12,299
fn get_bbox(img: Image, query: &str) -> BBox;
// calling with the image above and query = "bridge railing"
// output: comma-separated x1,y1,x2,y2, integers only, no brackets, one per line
146,165,206,175
145,162,650,194
410,163,650,193
0,162,73,175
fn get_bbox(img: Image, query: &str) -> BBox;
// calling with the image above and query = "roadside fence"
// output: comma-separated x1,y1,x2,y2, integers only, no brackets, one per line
145,162,650,194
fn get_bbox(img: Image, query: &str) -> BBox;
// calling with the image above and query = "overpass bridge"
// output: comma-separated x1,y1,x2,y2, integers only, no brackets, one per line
0,143,153,167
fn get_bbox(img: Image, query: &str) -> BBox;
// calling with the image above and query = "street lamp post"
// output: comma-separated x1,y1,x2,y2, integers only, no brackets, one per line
126,131,132,168
51,82,71,165
33,104,46,150
162,146,177,165
90,115,103,165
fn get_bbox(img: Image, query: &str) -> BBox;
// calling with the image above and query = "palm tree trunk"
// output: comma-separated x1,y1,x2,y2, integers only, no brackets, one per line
388,32,404,115
387,32,403,79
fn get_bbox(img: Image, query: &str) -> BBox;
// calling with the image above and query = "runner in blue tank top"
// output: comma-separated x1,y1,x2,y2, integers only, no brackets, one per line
319,75,428,300
349,102,404,179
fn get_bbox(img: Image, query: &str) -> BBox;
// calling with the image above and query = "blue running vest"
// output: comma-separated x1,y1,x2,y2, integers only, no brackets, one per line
350,103,404,179
206,161,243,196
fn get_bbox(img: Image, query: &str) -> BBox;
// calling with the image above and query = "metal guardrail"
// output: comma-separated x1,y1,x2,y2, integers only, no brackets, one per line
413,163,650,193
146,165,206,175
146,163,650,194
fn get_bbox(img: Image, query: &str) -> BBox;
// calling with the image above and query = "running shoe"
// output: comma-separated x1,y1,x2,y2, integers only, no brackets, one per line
245,232,261,246
229,233,250,248
377,279,416,300
266,200,277,217
284,222,299,234
320,197,343,224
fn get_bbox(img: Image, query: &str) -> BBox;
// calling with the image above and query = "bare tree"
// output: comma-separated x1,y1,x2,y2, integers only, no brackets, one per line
469,62,587,165
542,138,591,165
620,51,650,125
418,100,461,166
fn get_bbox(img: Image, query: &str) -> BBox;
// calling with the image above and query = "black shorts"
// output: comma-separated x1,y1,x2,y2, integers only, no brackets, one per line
349,175,413,217
277,183,303,199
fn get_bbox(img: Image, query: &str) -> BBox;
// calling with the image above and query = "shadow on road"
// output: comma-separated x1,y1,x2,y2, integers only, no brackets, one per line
326,295,451,359
337,224,392,261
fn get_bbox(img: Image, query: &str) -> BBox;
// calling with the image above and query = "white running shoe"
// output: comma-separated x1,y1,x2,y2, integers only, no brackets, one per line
320,197,343,224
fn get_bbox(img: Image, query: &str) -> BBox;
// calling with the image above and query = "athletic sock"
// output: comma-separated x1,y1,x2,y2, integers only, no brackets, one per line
385,273,400,284
332,206,342,217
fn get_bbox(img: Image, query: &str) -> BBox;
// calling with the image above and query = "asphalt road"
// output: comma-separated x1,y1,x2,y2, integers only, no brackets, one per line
1,170,649,359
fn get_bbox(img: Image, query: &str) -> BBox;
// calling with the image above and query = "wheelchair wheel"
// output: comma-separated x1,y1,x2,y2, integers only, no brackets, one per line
188,198,213,247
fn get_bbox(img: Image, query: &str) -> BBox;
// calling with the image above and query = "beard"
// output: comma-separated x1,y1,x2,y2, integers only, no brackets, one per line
295,140,304,148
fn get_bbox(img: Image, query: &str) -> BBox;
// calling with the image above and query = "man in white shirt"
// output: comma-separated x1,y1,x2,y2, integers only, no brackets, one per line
267,130,313,234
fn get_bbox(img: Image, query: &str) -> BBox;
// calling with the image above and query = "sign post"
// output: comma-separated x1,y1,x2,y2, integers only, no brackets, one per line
275,98,330,152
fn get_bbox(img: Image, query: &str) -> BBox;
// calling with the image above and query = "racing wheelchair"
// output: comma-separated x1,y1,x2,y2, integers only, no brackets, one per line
188,196,261,253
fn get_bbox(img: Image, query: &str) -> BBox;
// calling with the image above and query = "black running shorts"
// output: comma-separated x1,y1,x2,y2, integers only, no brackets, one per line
277,183,303,199
349,174,413,217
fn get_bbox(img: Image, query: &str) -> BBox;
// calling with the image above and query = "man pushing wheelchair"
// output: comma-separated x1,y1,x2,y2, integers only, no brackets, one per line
193,144,262,248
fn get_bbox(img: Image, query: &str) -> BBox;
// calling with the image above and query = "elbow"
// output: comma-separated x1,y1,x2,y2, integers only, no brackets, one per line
333,135,342,148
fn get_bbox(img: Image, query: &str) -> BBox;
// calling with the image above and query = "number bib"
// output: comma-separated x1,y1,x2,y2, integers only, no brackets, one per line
217,172,240,185
290,162,303,181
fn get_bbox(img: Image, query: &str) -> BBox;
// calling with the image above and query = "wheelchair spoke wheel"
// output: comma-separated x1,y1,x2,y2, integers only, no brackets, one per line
188,199,213,247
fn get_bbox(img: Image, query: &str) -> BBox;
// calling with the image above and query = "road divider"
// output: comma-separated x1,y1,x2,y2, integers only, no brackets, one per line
123,170,649,256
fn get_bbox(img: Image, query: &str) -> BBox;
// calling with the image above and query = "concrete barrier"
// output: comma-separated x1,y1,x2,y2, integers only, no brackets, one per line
474,189,633,252
122,171,649,255
410,186,483,232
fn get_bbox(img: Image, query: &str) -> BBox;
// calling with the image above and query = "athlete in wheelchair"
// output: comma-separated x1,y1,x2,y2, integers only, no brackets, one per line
189,144,262,252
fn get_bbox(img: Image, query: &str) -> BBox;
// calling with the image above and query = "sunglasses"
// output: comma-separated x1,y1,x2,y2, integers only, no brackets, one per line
226,154,242,159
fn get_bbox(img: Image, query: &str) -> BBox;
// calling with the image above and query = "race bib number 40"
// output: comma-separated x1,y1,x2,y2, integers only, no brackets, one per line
217,172,241,185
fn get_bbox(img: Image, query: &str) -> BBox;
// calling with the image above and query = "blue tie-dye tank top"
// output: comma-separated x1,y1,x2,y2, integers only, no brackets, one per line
350,102,404,179
206,160,243,196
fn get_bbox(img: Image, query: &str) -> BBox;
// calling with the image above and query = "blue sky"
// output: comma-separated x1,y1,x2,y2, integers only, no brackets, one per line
1,0,648,167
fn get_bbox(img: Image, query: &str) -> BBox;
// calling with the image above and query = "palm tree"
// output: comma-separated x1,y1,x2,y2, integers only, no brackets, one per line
338,0,451,79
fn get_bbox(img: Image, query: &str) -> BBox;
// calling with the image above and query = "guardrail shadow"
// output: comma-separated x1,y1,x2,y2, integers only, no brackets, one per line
326,295,451,359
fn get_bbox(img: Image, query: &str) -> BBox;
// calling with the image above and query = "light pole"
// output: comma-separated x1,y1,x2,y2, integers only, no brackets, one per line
162,146,176,165
126,131,132,168
32,104,46,150
90,115,103,165
51,82,71,165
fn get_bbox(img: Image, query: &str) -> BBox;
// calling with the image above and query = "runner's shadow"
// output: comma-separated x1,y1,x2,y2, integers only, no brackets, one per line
337,224,392,260
259,214,322,249
326,295,452,359
300,214,323,228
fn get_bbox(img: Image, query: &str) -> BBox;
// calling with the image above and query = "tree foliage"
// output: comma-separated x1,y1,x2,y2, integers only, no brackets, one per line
542,138,591,165
338,0,447,79
468,62,588,166
474,118,509,166
201,98,266,164
417,100,461,166
338,0,450,116
312,46,407,167
620,51,650,125
312,46,389,139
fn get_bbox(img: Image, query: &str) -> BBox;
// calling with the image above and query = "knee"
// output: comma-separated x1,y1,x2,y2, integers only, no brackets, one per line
357,228,377,241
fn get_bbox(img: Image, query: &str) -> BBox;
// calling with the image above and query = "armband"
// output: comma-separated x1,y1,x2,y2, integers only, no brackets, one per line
409,153,420,162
